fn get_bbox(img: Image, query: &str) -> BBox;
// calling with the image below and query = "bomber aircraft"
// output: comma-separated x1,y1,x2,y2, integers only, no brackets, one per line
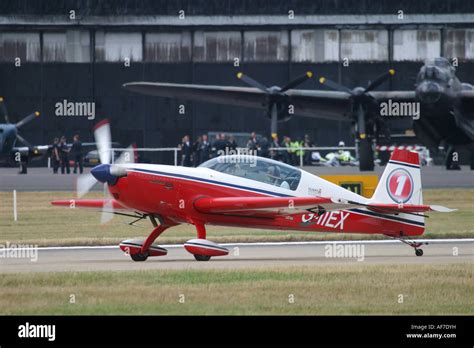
123,57,474,171
52,120,454,261
0,97,47,174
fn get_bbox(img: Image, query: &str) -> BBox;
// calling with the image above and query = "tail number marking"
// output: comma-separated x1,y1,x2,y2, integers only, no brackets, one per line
301,211,349,230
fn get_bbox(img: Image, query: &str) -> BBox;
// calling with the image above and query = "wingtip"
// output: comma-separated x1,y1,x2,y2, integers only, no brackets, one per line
430,205,457,213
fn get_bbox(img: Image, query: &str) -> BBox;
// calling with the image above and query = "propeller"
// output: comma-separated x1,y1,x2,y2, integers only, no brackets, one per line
77,120,113,198
0,96,41,149
236,71,313,134
100,146,135,224
76,120,135,224
318,69,395,139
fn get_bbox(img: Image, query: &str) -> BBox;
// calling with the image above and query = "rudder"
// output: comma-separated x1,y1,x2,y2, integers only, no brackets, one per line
371,149,423,206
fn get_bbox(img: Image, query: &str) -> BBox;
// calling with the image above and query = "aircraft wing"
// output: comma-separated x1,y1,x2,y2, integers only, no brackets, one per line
123,82,351,120
193,196,359,217
51,199,130,213
368,91,417,101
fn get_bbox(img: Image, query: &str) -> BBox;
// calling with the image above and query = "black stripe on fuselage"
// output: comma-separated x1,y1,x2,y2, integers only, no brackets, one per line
349,208,424,227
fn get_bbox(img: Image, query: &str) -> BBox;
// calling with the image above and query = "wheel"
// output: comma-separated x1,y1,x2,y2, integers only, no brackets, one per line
358,138,374,171
194,254,211,261
415,249,423,257
131,252,149,262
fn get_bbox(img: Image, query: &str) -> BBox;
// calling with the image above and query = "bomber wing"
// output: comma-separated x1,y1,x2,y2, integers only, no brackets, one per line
123,82,351,121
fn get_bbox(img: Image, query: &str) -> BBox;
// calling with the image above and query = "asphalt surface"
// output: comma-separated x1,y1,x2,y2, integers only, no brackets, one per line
0,165,473,191
1,240,472,273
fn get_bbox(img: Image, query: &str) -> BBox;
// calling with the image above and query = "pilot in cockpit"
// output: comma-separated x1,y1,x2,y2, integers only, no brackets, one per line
266,166,290,189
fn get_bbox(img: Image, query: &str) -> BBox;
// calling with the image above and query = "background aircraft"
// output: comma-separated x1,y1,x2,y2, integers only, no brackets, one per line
52,120,454,261
0,97,48,174
123,57,474,171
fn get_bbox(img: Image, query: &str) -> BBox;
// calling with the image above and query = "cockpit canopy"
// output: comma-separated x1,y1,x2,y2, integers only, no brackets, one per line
199,155,302,191
417,57,454,83
425,57,451,69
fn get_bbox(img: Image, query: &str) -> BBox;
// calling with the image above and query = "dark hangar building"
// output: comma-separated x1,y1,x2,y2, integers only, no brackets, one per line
1,0,474,164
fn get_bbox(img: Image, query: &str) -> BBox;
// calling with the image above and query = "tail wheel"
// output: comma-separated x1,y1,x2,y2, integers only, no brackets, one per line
194,254,211,261
358,138,374,171
131,252,149,262
415,249,423,257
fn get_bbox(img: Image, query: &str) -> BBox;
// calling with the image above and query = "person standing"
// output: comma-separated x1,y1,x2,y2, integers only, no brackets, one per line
192,136,202,167
270,134,281,161
247,131,259,154
303,134,313,165
51,137,60,174
212,133,226,157
179,135,192,167
199,134,211,164
282,136,292,164
71,134,83,174
59,135,70,174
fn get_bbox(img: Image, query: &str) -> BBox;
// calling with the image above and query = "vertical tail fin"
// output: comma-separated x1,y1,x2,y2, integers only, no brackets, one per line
371,149,423,205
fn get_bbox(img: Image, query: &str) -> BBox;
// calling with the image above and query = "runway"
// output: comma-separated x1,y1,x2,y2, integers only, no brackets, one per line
1,239,472,273
0,165,472,191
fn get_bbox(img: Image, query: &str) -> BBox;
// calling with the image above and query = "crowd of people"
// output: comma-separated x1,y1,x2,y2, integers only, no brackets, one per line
178,132,316,167
48,131,347,173
50,134,83,174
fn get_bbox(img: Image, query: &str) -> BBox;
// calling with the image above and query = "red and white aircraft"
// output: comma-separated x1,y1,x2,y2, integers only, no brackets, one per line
52,120,455,261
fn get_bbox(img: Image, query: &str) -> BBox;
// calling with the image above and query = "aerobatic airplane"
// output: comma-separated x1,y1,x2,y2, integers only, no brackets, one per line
52,120,455,261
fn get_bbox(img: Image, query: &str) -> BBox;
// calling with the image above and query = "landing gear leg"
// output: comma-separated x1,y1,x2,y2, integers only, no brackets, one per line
392,237,428,257
130,216,171,262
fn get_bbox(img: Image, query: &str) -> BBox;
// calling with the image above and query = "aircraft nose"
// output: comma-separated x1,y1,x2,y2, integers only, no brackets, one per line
416,81,442,103
91,164,118,185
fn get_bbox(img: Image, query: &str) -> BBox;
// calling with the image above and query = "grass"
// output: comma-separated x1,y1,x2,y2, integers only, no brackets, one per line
0,189,473,247
0,263,472,315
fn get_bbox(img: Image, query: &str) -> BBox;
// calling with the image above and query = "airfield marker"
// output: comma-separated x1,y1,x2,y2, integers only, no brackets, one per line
13,189,17,221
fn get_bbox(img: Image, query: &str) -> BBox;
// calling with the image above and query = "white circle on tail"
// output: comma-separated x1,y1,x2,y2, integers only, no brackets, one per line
386,168,414,203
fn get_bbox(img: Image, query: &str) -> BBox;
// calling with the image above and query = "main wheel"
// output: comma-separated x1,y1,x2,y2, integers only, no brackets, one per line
194,254,211,261
415,249,423,257
358,138,374,171
131,252,149,262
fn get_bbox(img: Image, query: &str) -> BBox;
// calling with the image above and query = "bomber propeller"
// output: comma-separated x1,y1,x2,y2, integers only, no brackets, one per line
318,69,395,170
0,96,40,147
236,71,313,135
